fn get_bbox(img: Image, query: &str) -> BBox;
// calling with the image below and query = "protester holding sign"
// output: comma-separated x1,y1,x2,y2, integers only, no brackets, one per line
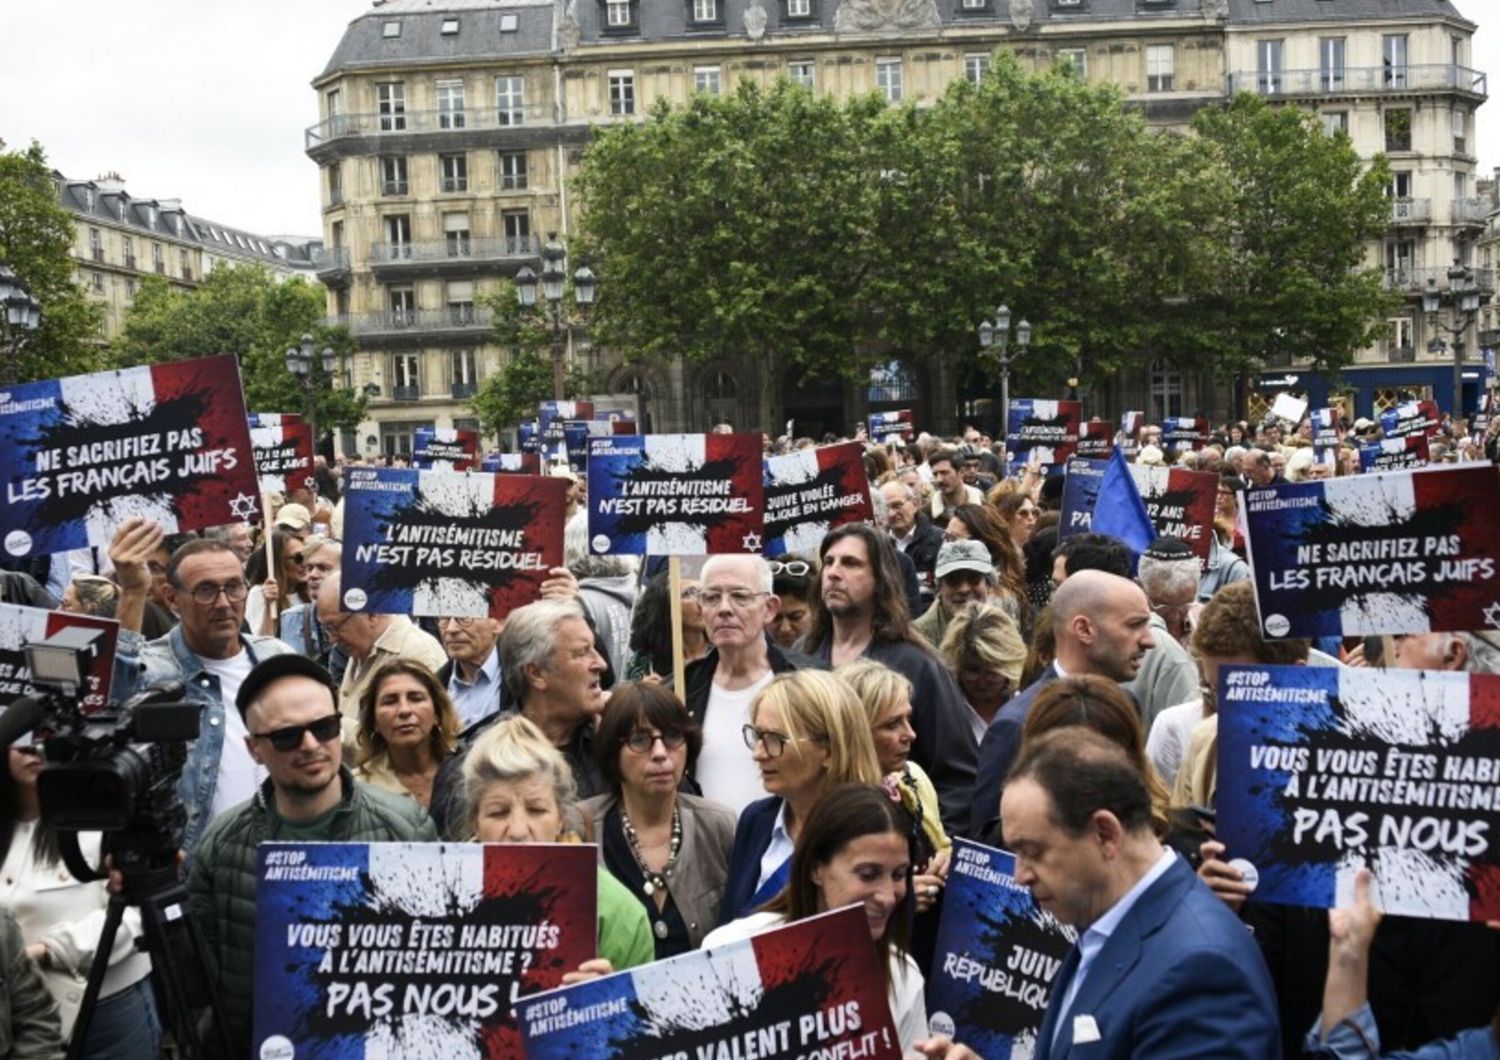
457,713,655,975
705,783,937,1055
580,683,736,958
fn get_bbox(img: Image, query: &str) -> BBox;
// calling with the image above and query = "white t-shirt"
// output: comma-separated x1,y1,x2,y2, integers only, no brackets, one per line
696,671,774,816
198,650,265,821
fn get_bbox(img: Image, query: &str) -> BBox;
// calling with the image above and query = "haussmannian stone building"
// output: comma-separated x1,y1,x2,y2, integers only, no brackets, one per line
307,0,1485,451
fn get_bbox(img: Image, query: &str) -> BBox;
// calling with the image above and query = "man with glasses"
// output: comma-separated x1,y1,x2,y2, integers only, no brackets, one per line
277,538,341,671
880,479,943,607
437,614,504,729
684,554,819,815
190,654,435,1055
108,519,297,856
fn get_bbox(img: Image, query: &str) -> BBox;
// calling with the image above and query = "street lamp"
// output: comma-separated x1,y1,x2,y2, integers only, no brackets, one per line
0,265,42,385
285,332,337,459
977,303,1031,442
514,233,596,400
1422,260,1486,416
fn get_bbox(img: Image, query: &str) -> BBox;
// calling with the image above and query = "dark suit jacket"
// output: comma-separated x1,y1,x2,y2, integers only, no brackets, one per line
969,664,1059,839
718,796,783,926
893,521,944,607
1034,856,1281,1060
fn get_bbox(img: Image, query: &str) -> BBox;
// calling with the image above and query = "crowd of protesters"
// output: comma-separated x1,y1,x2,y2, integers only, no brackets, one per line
3,402,1500,1060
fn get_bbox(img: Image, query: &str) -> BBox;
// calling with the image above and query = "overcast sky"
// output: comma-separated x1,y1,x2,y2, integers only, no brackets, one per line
1,1,1497,238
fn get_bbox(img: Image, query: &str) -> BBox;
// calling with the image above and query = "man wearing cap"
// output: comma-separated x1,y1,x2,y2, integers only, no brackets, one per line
108,520,298,857
914,539,996,649
190,655,435,1056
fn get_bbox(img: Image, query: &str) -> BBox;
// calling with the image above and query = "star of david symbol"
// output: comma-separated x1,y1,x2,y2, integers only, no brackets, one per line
229,493,259,520
1484,600,1500,631
742,531,763,553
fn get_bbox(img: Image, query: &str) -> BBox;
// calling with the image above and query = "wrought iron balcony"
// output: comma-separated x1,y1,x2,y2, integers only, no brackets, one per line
392,384,421,401
306,105,555,150
1452,197,1490,226
1227,64,1487,99
368,236,540,266
310,246,351,284
1389,198,1430,224
330,308,495,338
451,382,477,399
1384,266,1496,294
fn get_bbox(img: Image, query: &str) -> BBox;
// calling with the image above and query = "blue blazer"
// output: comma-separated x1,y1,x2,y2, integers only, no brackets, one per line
718,796,783,926
969,665,1058,839
1034,856,1282,1060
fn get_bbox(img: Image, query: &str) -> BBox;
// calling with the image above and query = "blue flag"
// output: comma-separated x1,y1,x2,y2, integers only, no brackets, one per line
1091,446,1155,558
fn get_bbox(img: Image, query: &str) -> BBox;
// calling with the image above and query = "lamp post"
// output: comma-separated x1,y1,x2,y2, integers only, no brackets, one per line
977,304,1031,442
285,332,337,458
0,265,42,386
514,233,597,401
1422,260,1485,417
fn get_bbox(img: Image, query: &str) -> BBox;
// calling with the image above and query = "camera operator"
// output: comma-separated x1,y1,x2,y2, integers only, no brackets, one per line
107,518,296,859
1,908,64,1060
189,655,435,1056
2,746,158,1059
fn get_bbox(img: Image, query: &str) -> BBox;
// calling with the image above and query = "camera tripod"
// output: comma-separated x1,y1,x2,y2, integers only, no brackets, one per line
60,835,233,1060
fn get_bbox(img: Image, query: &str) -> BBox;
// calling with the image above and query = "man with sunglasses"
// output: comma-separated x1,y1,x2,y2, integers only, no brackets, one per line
108,519,299,858
683,554,820,815
189,654,435,1055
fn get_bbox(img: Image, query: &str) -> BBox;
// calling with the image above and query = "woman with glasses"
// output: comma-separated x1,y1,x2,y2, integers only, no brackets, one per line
244,529,310,636
768,558,814,652
625,571,708,679
988,481,1042,548
458,713,655,978
353,659,458,808
581,683,736,958
718,670,883,924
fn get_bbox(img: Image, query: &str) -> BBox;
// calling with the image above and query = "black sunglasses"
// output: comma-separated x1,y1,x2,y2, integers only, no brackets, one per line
251,714,342,752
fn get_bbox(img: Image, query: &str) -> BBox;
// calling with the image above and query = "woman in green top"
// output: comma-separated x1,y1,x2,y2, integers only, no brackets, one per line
458,713,654,979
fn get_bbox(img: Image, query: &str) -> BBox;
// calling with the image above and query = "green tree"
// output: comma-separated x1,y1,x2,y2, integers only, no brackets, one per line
0,142,108,381
469,281,591,435
1192,93,1395,376
114,263,365,435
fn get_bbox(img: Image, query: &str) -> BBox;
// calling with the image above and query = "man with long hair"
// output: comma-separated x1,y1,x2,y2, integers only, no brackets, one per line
805,523,977,834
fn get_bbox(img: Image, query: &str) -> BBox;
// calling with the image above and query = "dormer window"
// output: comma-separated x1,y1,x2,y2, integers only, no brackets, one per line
441,17,459,34
500,14,518,30
957,0,992,12
689,0,722,24
784,0,815,16
602,0,638,33
383,20,401,38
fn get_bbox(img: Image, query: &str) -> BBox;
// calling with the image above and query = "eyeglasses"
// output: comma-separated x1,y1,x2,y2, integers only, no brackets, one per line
623,729,688,754
768,560,811,577
680,586,701,600
319,613,355,636
186,580,249,605
698,588,769,610
741,723,823,758
439,616,479,628
286,554,306,566
251,714,342,752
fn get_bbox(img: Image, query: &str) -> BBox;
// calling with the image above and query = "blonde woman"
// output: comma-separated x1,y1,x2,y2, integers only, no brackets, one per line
938,602,1028,743
717,669,882,924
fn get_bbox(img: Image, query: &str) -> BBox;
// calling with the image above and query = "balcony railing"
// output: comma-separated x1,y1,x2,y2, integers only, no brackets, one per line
368,236,540,265
1384,266,1496,294
154,261,166,275
306,105,555,149
381,180,409,196
1452,197,1490,225
91,247,104,262
1390,198,1431,224
310,246,350,271
392,385,421,401
1227,64,1487,99
451,382,477,399
333,308,495,337
123,255,137,270
329,187,344,206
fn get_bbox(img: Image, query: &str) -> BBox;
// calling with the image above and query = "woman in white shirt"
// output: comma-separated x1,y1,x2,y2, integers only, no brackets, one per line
702,783,976,1060
2,746,160,1059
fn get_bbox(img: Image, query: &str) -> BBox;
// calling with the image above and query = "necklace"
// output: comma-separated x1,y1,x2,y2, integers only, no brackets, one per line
621,803,682,898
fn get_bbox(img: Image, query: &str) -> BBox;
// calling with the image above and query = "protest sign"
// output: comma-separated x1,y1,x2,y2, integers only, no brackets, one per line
482,452,542,475
1120,411,1144,457
1006,399,1082,474
1311,408,1340,447
1474,394,1492,434
518,904,900,1060
248,413,315,496
1243,465,1500,638
0,604,117,714
253,842,596,1059
1217,664,1500,922
539,400,595,432
0,354,258,558
763,442,872,556
868,409,914,444
562,421,590,472
1077,420,1113,460
519,422,539,454
927,839,1076,1059
412,428,479,472
1381,399,1442,439
1270,393,1309,426
1058,458,1107,538
588,433,765,555
1359,435,1429,472
342,467,566,617
1127,464,1218,564
1160,415,1210,453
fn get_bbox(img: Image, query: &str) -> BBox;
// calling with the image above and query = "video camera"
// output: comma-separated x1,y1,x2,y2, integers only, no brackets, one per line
0,626,198,875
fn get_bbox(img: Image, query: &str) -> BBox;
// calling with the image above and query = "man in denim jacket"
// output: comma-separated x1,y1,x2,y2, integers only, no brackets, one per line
108,518,295,859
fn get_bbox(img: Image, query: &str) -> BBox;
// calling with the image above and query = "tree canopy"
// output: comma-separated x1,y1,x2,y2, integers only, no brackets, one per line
469,281,593,436
0,142,108,381
114,263,365,435
574,56,1396,425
